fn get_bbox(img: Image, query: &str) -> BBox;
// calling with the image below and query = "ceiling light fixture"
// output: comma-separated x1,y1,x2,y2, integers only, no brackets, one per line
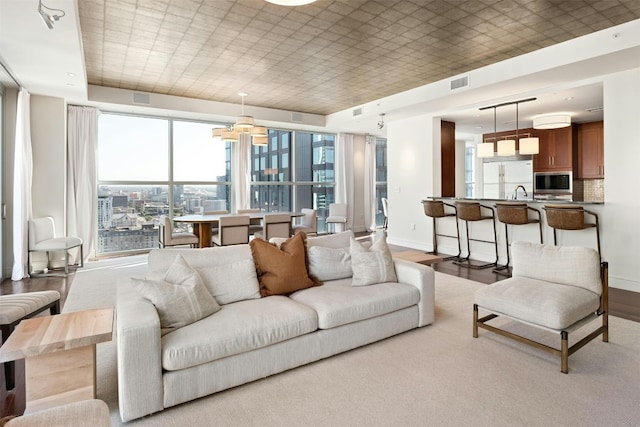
265,0,317,6
38,0,65,30
212,93,268,145
532,114,571,129
478,97,539,158
377,113,385,129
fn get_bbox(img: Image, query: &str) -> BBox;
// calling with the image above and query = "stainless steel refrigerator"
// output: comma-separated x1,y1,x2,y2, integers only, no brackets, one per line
482,160,533,199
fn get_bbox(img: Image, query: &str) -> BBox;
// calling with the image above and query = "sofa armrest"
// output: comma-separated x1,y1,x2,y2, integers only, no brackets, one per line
393,259,435,327
116,279,164,422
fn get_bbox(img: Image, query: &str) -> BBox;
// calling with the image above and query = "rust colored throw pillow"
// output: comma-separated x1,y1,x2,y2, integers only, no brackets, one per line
250,232,319,296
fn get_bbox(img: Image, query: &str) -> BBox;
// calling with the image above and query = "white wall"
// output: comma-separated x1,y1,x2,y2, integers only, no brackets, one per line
386,115,440,250
601,67,640,292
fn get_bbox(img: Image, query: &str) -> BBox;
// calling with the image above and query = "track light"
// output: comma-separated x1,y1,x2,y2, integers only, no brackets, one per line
378,113,385,129
38,0,65,30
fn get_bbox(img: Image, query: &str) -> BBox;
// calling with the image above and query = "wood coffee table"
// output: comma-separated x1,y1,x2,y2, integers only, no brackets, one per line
0,308,114,414
392,251,443,265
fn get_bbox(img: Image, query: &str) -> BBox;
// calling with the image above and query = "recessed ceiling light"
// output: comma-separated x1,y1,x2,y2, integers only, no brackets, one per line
67,72,76,77
565,96,574,101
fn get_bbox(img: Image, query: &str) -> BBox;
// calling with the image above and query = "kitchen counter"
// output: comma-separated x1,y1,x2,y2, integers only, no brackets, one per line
427,197,603,205
421,196,604,266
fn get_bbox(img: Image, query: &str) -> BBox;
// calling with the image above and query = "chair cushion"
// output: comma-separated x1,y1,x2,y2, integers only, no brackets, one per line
475,277,601,330
0,291,60,324
31,237,83,251
291,278,419,329
161,296,318,371
511,241,601,295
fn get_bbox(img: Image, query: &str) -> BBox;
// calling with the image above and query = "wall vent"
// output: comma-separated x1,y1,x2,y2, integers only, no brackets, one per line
586,106,603,113
352,107,363,117
291,112,304,122
132,92,150,105
450,75,469,91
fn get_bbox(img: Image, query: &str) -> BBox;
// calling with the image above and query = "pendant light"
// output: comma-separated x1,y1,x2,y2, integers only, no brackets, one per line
477,106,496,158
498,103,517,157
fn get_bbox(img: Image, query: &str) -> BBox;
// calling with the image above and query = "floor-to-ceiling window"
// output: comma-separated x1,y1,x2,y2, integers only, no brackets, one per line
375,138,388,227
249,130,336,233
97,113,231,255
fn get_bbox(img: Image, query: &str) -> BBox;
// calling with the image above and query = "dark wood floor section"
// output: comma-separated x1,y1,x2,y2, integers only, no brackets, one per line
1,247,639,418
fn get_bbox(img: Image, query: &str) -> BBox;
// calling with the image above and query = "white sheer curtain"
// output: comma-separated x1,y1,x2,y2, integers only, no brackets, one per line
364,135,377,231
67,105,99,263
335,133,354,230
232,133,251,211
11,89,33,280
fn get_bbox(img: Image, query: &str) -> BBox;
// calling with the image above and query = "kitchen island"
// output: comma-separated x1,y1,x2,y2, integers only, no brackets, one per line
423,197,604,267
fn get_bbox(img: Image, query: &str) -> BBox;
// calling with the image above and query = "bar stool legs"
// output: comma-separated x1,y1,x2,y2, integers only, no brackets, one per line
493,202,543,277
453,202,498,269
421,200,461,261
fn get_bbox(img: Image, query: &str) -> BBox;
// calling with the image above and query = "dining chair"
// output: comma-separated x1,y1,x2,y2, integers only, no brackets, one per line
212,215,250,246
326,203,348,234
292,208,317,236
202,210,228,234
28,217,84,276
237,208,262,234
158,215,199,248
254,213,292,240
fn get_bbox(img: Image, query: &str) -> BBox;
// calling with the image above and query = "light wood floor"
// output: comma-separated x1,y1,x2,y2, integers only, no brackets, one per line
1,242,639,418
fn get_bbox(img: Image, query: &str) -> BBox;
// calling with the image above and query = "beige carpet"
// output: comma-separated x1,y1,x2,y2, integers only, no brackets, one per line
65,256,640,426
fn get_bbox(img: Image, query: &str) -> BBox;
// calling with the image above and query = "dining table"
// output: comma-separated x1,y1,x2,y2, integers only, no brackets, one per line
173,212,304,248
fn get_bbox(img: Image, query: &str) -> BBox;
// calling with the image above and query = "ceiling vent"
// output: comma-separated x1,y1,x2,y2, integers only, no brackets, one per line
132,92,150,105
450,75,469,91
352,107,363,117
291,112,304,122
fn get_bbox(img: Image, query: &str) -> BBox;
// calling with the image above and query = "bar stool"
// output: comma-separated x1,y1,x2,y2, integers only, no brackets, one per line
421,200,461,261
453,201,498,269
493,202,543,276
543,204,601,256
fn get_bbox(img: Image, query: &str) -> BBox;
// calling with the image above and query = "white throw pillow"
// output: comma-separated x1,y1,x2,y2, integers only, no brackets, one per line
133,255,221,330
307,245,352,281
196,258,261,305
350,235,397,287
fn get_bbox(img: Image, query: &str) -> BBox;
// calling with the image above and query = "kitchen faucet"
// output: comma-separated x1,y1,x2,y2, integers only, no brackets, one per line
513,185,528,200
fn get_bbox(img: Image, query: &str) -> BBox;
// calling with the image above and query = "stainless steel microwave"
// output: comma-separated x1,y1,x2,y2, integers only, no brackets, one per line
534,171,572,194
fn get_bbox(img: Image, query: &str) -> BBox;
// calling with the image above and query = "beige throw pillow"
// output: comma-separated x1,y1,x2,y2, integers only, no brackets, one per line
350,235,397,287
133,254,221,330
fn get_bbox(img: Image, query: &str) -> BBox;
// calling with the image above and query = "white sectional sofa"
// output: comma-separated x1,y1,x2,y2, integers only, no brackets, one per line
116,232,435,422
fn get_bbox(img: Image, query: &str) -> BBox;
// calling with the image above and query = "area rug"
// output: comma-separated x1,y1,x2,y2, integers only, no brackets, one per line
65,257,640,426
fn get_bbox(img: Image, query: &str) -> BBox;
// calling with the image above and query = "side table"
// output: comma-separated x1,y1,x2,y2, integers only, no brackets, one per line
0,308,113,414
392,251,443,266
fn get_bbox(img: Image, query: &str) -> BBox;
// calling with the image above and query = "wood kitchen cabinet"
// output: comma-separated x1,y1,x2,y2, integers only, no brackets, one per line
533,126,575,172
577,121,604,178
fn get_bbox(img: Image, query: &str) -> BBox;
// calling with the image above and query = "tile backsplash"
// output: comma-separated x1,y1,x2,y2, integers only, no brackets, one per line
581,179,604,202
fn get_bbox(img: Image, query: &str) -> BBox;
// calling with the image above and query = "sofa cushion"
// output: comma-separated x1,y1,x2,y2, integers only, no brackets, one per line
161,296,318,371
307,245,352,281
350,235,397,287
290,278,419,329
250,232,319,296
147,246,261,305
307,230,353,249
133,255,221,331
196,258,261,305
475,276,601,330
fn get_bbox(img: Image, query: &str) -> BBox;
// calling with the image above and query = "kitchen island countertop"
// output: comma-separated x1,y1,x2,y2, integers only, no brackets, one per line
426,196,603,205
